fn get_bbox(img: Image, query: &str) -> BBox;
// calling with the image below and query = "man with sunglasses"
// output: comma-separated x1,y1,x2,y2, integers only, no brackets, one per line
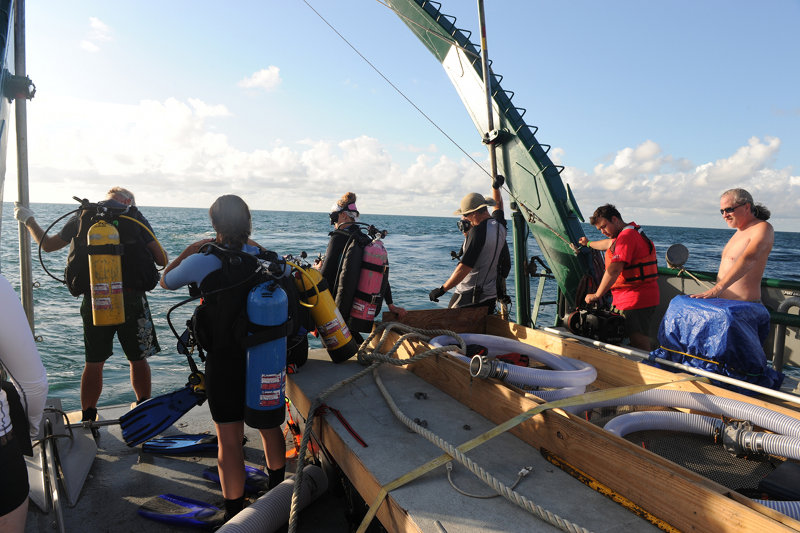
691,188,773,301
429,180,507,311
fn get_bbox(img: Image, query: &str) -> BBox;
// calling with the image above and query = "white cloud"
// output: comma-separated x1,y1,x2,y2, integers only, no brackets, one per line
16,93,798,229
81,17,112,52
80,41,100,53
21,95,482,214
237,67,282,91
563,137,798,228
88,17,112,41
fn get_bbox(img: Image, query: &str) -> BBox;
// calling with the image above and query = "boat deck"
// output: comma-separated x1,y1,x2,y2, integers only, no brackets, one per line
23,390,347,532
286,348,661,533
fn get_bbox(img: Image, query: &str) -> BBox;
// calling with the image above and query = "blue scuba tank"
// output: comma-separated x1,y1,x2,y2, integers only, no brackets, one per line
244,281,288,429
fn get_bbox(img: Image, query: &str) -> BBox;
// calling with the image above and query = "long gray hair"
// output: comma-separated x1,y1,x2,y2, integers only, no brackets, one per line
722,188,770,221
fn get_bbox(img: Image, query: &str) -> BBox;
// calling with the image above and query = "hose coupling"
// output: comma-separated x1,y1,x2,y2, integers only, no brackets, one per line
469,355,508,381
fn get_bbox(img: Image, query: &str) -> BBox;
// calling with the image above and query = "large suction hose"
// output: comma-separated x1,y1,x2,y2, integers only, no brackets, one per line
603,411,800,461
217,465,328,533
753,500,800,520
429,334,597,390
573,389,800,438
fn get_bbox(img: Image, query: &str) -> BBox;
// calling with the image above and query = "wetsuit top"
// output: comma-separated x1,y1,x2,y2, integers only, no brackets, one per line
454,210,507,303
320,225,394,305
0,274,48,440
606,222,659,310
162,243,263,289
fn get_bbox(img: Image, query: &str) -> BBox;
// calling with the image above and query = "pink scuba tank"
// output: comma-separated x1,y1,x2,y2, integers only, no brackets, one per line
348,239,388,332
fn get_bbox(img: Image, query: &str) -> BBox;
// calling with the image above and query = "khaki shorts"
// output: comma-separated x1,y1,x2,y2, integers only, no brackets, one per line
80,291,160,363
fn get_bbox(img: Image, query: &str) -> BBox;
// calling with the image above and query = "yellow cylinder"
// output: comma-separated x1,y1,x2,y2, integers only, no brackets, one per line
294,267,358,363
88,221,125,326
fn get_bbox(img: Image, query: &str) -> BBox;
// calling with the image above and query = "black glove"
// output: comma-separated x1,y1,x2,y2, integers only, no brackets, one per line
429,286,446,302
492,174,505,190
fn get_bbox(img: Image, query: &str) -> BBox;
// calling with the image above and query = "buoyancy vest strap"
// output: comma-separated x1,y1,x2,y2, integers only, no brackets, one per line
610,224,657,284
87,243,125,256
240,320,289,348
622,259,658,282
354,289,384,305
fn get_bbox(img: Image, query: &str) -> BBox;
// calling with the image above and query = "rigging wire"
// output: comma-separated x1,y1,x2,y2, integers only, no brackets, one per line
301,0,491,176
301,0,578,251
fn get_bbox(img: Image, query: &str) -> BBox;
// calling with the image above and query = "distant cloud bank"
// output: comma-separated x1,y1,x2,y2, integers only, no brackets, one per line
17,95,799,231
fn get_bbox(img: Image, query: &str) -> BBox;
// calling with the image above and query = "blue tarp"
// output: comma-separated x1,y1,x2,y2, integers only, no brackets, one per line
650,295,784,390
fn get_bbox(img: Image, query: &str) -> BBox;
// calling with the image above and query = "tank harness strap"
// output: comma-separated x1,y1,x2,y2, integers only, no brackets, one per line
87,243,125,255
298,278,330,300
240,320,290,348
361,262,389,274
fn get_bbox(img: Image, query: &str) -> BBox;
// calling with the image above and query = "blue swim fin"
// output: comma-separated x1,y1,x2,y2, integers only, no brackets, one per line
138,493,223,529
120,385,206,446
202,465,269,494
142,434,218,454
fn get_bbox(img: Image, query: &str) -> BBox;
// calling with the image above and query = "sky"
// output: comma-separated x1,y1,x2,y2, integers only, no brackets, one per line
4,0,799,231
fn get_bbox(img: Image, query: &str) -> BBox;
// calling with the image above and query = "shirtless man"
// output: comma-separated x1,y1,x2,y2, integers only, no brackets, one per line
691,188,773,301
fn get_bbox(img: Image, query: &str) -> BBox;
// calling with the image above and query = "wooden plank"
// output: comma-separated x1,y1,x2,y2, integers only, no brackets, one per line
374,324,800,532
382,307,488,333
485,317,800,420
286,377,421,533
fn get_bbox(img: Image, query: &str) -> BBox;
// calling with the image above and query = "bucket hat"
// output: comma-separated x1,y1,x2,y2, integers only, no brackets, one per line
454,192,495,216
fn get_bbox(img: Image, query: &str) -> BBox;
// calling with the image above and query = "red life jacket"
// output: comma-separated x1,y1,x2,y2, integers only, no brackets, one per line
608,224,658,291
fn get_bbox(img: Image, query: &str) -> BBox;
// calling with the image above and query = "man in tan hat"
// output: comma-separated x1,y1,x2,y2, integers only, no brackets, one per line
429,184,507,311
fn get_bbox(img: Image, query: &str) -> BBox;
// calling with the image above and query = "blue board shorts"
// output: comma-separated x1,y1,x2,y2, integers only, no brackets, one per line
80,291,160,363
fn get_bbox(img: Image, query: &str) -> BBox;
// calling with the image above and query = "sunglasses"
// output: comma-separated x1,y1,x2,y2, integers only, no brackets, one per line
719,203,744,215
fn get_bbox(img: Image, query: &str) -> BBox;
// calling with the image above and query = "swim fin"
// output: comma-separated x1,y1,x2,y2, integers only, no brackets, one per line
138,493,223,529
142,434,218,454
202,465,269,494
120,385,206,446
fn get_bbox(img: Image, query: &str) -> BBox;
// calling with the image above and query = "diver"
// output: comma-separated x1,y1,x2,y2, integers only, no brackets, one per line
15,187,167,430
317,192,406,334
452,213,511,318
160,195,286,522
430,180,508,312
0,273,48,533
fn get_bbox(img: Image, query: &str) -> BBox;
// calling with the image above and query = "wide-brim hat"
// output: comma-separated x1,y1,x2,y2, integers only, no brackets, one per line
454,192,495,216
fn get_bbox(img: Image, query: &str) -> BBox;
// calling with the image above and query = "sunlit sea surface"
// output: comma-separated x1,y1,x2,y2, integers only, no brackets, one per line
2,202,799,410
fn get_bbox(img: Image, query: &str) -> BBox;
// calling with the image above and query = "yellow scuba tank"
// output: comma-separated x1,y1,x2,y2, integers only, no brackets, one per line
293,266,358,363
87,220,125,326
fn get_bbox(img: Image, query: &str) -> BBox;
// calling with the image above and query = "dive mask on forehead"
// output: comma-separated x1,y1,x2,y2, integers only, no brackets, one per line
329,202,359,225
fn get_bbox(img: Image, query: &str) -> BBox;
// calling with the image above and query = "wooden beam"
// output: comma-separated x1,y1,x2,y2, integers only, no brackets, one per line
378,326,800,532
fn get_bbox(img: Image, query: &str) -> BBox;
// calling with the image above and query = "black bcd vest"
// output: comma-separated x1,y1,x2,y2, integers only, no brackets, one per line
191,245,312,367
64,205,159,297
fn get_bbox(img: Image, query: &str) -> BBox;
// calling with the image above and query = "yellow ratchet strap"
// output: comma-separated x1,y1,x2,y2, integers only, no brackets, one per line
356,375,707,533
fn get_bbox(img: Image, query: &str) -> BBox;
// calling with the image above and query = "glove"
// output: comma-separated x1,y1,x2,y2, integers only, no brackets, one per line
429,286,446,302
13,202,35,225
492,174,505,190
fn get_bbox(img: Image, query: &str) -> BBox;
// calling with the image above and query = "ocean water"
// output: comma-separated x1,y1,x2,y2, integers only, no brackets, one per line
2,202,799,411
